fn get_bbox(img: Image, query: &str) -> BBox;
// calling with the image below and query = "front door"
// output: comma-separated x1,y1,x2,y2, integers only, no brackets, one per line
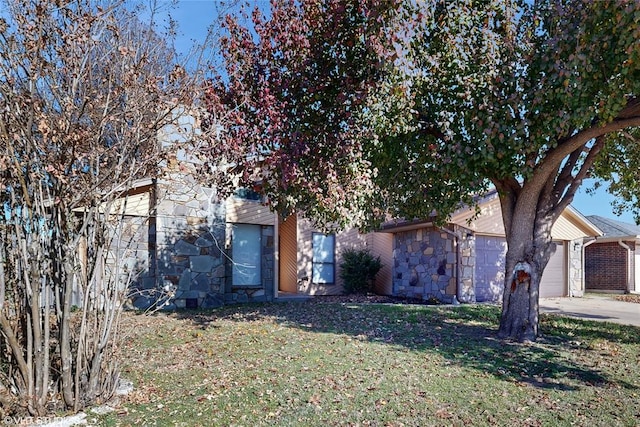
278,215,298,293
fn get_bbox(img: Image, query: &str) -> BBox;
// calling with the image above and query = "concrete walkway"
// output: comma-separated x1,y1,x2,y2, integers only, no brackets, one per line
540,294,640,327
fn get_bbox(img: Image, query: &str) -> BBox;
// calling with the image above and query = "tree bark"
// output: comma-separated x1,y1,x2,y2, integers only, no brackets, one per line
497,201,556,342
60,259,75,408
498,255,543,342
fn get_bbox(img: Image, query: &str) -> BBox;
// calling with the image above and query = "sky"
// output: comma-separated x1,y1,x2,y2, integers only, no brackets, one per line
147,0,220,60
572,180,635,223
162,0,638,225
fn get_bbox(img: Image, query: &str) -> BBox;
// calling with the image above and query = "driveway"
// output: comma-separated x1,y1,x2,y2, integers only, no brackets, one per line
539,294,640,327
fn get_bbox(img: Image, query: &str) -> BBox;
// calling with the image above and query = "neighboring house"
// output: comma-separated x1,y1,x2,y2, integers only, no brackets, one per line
584,215,640,294
380,191,602,303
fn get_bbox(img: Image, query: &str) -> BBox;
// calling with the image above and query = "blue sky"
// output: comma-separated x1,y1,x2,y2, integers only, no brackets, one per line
149,1,220,61
572,180,635,223
164,0,637,225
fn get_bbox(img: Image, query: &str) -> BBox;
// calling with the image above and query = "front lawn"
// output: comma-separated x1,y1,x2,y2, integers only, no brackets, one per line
94,301,640,426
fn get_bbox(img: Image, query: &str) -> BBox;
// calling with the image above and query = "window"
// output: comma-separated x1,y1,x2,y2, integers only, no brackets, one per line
234,187,262,201
232,224,261,286
312,233,335,284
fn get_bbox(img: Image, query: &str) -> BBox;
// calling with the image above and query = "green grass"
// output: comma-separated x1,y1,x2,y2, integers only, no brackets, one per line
93,302,640,426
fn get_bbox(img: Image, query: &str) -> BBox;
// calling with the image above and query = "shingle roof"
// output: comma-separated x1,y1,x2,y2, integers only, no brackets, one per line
586,215,640,238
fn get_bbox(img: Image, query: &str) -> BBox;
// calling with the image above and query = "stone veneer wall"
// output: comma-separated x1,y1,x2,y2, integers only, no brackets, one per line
457,229,476,303
128,177,277,310
568,239,583,297
392,226,475,304
144,177,228,310
126,115,277,310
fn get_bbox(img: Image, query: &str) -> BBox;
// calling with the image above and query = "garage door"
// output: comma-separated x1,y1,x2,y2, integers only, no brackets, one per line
475,237,566,302
539,242,566,298
475,236,507,302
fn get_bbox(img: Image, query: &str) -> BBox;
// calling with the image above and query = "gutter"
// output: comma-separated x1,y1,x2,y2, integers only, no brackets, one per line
618,240,632,293
580,238,597,297
273,216,280,300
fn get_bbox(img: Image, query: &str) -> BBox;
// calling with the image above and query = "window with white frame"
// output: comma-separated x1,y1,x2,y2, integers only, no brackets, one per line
312,233,335,284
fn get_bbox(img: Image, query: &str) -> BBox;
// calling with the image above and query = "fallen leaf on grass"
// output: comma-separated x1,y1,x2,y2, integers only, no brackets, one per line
308,394,322,407
375,398,388,409
435,407,453,419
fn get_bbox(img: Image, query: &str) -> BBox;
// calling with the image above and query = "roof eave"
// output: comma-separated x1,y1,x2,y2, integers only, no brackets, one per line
592,235,640,243
379,219,435,233
565,205,604,237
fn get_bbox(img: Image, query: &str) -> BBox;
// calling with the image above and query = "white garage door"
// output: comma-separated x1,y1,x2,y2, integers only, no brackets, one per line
539,242,566,298
475,236,566,302
475,236,507,302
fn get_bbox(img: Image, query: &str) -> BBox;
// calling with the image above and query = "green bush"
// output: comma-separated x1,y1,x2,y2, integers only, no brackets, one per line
339,248,383,294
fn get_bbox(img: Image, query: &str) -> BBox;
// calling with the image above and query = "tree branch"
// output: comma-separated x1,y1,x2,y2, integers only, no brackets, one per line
553,136,607,217
0,312,30,395
533,112,640,191
555,145,584,194
616,97,640,119
416,111,448,142
537,143,586,216
492,177,521,238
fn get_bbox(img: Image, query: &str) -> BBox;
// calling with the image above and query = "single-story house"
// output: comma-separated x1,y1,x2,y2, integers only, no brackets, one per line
113,177,602,309
112,174,393,310
106,116,394,309
379,191,603,303
584,215,640,294
106,118,603,308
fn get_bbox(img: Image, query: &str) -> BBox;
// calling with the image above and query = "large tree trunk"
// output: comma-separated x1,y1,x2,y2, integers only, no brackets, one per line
497,210,556,342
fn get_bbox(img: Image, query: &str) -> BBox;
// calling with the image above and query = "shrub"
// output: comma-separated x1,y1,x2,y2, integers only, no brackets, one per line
339,249,383,294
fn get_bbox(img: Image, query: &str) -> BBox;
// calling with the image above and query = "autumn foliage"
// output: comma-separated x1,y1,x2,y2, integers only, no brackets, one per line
0,0,204,416
215,0,640,342
210,0,400,228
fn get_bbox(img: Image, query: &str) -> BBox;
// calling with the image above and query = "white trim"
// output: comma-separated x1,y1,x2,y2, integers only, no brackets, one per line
591,235,640,244
618,240,633,293
564,205,604,237
274,216,280,299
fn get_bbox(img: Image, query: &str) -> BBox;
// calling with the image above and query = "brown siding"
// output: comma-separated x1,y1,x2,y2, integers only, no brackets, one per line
585,242,629,291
